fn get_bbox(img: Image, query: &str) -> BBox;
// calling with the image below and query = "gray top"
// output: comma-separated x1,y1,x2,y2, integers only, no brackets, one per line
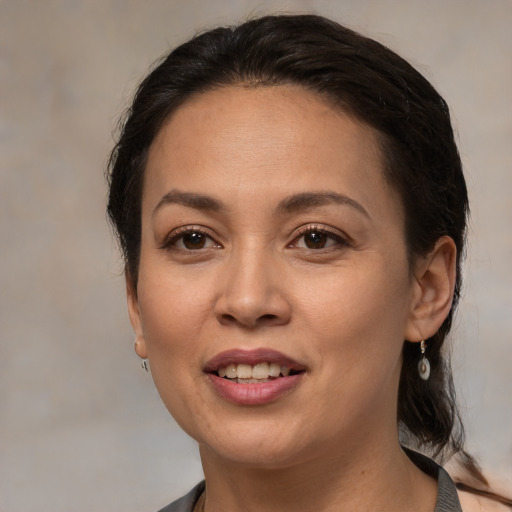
157,451,462,512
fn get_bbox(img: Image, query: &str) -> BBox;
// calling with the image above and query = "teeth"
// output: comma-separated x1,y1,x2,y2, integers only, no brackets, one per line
237,364,252,379
217,362,293,380
225,364,237,379
269,363,281,377
252,362,269,379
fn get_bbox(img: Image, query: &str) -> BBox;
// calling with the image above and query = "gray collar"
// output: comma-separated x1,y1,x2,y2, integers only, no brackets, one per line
405,448,463,512
158,451,463,512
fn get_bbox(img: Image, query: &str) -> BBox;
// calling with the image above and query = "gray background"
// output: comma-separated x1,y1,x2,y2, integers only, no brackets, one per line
1,1,511,511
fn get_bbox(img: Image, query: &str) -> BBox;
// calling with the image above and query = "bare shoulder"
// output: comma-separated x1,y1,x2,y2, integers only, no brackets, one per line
458,490,510,511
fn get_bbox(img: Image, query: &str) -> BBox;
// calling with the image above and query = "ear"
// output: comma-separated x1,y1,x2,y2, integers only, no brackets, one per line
126,272,148,359
405,236,457,342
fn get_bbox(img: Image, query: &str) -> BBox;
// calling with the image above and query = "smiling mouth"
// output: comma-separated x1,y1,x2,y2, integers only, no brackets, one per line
214,362,302,383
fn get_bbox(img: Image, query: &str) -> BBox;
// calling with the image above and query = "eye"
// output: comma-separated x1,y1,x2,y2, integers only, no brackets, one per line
162,228,221,251
290,226,348,250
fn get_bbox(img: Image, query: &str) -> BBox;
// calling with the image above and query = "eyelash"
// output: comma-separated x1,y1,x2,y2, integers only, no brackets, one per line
289,224,350,250
160,226,221,251
160,224,349,252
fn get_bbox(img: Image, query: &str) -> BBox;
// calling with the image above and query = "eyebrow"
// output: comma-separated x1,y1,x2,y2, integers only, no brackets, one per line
152,190,225,217
275,191,370,218
152,189,369,219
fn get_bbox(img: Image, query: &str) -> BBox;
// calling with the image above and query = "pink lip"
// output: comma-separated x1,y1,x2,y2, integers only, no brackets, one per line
204,348,306,406
207,373,303,405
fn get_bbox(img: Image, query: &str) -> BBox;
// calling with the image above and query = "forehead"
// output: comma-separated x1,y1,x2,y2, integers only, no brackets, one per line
144,85,398,219
152,84,377,156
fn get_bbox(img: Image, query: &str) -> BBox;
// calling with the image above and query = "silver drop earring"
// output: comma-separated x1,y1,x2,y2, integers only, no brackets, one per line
418,340,430,381
141,359,149,372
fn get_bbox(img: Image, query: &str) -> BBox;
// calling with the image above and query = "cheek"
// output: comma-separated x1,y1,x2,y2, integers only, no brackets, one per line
135,270,214,423
137,268,214,357
297,261,412,361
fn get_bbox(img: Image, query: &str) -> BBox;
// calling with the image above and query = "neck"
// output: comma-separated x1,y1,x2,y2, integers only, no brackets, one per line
199,437,437,512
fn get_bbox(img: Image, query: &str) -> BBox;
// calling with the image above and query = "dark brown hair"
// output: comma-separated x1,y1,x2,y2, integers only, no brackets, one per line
107,14,510,506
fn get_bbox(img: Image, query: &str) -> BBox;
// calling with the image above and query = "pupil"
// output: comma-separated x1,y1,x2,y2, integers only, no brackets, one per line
184,232,205,249
305,231,326,248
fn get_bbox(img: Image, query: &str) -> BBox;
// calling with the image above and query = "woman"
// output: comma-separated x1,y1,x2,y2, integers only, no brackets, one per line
107,14,511,512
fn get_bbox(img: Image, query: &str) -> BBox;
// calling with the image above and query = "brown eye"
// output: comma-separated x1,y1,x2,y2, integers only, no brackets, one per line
182,232,207,249
303,231,328,249
162,229,220,251
290,226,348,251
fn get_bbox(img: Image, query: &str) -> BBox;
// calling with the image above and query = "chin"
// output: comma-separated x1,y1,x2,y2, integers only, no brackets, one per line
199,437,313,470
188,414,324,470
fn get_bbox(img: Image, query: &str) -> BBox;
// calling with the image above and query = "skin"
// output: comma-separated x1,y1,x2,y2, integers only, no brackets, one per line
458,490,508,511
127,85,457,511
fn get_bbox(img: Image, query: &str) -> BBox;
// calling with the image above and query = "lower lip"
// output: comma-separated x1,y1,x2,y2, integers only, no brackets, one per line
207,373,303,405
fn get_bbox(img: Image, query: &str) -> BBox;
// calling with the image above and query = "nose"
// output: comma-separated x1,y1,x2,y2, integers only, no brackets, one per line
213,247,292,329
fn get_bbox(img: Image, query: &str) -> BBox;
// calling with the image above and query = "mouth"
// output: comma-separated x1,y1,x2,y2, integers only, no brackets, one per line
204,348,306,383
204,349,306,404
215,362,302,383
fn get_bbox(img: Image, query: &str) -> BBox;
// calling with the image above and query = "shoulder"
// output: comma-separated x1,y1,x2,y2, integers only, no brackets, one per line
457,490,510,512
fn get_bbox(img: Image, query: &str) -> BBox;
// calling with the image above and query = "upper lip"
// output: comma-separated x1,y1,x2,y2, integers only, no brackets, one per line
204,348,306,373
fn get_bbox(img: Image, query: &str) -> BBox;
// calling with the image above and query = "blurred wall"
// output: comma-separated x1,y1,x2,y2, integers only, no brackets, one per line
1,1,511,510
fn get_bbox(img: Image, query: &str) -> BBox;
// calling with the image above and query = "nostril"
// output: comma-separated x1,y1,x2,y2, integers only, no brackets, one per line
218,312,280,328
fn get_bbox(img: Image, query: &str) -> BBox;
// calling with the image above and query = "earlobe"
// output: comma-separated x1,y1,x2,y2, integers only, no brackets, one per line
134,337,148,359
405,236,457,342
126,272,148,359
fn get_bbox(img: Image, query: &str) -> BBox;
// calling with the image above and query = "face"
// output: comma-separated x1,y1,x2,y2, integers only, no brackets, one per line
129,85,422,468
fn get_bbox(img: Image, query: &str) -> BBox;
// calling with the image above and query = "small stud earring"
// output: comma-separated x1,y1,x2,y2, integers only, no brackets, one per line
418,340,430,381
141,359,149,372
